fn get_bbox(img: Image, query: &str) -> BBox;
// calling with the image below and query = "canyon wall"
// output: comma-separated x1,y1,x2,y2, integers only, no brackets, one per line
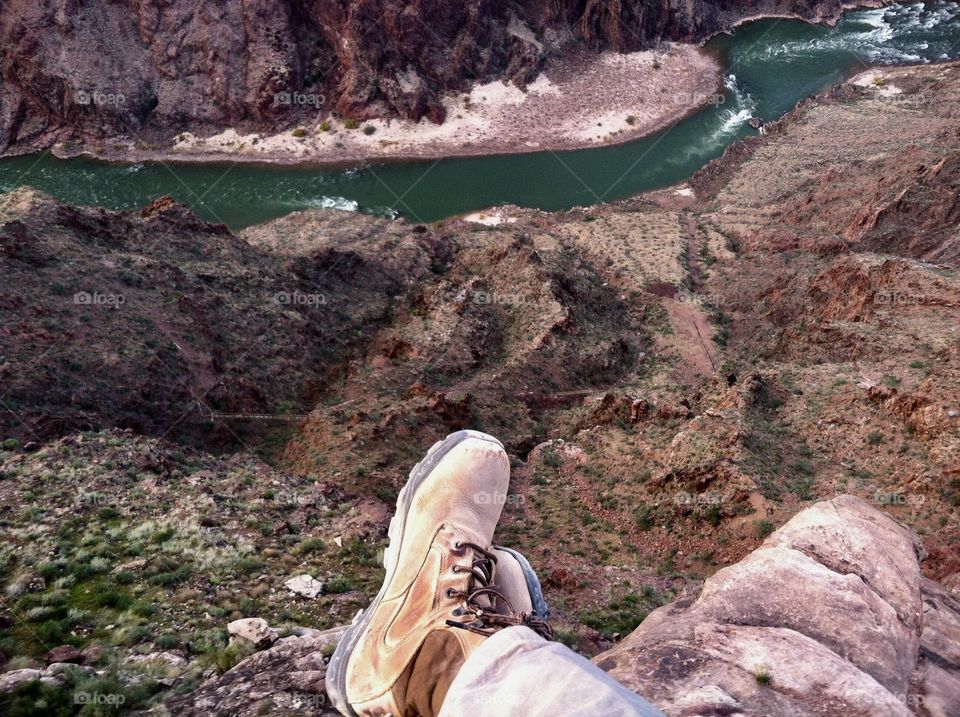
1,60,958,714
0,0,877,152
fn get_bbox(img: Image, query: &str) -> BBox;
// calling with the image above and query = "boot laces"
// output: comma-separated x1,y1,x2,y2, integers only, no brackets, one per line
445,541,553,640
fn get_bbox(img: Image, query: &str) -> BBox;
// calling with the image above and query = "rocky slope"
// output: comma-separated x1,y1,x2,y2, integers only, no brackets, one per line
161,496,960,716
0,190,450,446
1,58,959,716
0,431,383,714
0,0,880,153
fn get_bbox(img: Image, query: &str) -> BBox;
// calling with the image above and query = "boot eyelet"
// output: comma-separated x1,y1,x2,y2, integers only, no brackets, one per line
453,541,465,553
452,565,462,574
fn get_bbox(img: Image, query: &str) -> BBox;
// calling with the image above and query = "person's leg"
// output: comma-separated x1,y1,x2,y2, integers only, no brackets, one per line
327,431,552,717
438,626,666,717
327,430,663,717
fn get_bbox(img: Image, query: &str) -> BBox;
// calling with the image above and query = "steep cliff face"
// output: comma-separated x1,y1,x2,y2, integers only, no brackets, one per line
0,0,876,152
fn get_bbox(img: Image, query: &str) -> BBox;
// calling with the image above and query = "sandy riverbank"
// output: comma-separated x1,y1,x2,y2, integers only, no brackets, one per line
69,44,721,167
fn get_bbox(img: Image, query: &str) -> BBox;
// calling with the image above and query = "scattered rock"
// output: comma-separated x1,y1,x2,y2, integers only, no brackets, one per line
164,626,347,716
545,567,580,591
228,618,279,649
80,644,104,665
284,575,324,599
0,669,42,693
126,651,188,669
326,591,370,608
43,645,83,665
943,573,960,597
45,662,92,676
41,662,94,687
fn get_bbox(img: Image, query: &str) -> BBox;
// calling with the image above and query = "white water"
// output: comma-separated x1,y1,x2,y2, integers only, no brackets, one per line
751,0,959,64
718,74,757,135
303,196,360,212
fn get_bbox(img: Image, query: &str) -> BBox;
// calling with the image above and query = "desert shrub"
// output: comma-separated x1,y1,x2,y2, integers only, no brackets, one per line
635,506,655,531
295,538,324,555
148,567,191,588
542,451,563,468
325,576,354,594
754,519,775,539
156,633,179,649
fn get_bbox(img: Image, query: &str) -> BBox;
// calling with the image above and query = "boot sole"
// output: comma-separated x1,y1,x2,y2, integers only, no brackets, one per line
326,430,505,717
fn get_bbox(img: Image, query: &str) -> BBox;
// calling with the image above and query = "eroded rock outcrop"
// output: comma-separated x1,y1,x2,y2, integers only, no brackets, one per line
595,495,959,716
162,626,346,717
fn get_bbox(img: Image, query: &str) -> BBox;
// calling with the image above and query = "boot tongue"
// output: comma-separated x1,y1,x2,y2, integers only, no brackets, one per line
465,548,554,641
447,548,554,641
467,549,496,608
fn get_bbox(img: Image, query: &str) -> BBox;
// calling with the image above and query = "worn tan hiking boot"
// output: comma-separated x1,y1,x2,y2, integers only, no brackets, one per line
327,431,523,717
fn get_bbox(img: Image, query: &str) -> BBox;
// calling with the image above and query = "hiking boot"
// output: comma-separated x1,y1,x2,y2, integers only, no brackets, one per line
327,430,524,717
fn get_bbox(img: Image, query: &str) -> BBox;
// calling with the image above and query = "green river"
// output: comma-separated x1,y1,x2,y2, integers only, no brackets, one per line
1,1,959,230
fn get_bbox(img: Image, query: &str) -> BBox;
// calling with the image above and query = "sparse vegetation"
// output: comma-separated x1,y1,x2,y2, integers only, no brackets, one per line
635,506,655,531
542,451,563,468
325,576,355,594
580,593,651,639
0,429,380,694
754,519,775,539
